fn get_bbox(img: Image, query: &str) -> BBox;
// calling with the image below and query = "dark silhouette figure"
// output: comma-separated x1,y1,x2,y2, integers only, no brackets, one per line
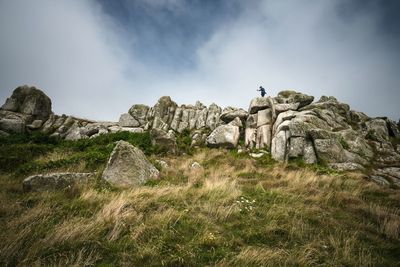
257,86,266,97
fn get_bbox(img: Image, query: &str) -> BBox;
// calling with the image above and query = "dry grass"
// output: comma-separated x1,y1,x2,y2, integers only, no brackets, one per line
0,148,399,266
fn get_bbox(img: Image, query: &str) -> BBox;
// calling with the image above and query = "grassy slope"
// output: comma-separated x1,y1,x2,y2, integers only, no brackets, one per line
0,133,399,266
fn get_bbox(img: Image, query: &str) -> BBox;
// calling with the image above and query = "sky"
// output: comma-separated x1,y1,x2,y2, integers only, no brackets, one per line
0,0,399,121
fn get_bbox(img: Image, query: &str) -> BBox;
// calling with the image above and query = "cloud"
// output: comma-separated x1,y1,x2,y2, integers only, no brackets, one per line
188,0,400,119
0,0,399,121
0,0,134,120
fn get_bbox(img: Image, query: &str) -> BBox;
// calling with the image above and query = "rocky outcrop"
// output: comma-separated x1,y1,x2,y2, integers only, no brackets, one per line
1,85,52,119
2,85,400,187
0,86,52,133
244,91,400,187
22,172,93,192
102,141,159,187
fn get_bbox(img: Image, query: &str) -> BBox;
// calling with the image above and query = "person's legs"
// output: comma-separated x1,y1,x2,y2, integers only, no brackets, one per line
261,92,266,97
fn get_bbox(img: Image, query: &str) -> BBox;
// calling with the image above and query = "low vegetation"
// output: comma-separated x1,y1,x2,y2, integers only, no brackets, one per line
0,132,399,266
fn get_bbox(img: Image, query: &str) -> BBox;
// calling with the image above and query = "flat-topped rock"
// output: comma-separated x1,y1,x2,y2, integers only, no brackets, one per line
23,172,93,192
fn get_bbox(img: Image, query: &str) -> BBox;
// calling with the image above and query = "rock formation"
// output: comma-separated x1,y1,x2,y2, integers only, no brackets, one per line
0,85,52,133
2,85,400,186
244,91,400,185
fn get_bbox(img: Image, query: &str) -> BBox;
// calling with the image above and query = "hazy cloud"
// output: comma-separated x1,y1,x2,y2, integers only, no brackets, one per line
0,0,399,121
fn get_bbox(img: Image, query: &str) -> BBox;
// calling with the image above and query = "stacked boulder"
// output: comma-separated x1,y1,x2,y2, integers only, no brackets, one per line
244,91,400,185
0,85,52,134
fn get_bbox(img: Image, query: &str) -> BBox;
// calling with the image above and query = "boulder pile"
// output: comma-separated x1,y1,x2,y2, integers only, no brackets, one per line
1,85,399,186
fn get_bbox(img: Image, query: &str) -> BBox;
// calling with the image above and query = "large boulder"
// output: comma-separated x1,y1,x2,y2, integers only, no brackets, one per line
206,124,240,148
23,173,93,192
220,107,248,123
102,141,159,187
151,96,178,124
205,103,222,130
0,110,32,133
275,90,314,109
0,117,26,133
128,104,150,126
365,119,389,141
1,85,52,120
118,113,140,127
248,97,273,114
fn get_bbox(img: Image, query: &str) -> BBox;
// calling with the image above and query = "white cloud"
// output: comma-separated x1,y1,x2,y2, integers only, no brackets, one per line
0,0,398,121
0,0,135,120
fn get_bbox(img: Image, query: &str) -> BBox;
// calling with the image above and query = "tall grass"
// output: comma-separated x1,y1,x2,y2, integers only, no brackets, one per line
0,140,399,266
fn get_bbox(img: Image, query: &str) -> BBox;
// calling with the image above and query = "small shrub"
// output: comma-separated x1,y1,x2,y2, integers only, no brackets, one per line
339,138,350,150
176,129,194,155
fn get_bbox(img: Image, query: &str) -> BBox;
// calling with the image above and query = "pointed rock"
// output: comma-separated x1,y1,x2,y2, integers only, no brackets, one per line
102,141,159,187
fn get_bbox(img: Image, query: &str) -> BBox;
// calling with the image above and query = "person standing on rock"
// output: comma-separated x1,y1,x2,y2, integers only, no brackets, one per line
257,86,266,97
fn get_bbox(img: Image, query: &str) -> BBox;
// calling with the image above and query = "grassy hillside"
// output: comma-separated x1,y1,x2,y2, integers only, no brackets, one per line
0,132,399,266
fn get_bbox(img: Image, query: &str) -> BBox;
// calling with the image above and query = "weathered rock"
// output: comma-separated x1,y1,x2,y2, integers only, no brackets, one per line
246,114,258,128
257,109,273,127
313,139,346,163
191,131,208,147
274,103,299,114
23,172,93,192
27,119,43,130
303,139,317,164
206,124,240,148
119,113,140,127
170,107,182,131
300,96,350,122
272,110,297,136
108,126,144,133
288,137,305,158
65,124,85,141
256,125,272,150
372,167,400,186
248,97,274,114
250,152,265,158
128,104,149,126
153,96,177,124
1,85,52,120
220,107,247,123
365,119,389,141
155,160,169,169
196,108,208,129
276,90,314,109
152,116,169,131
329,162,365,171
102,141,159,187
205,103,221,130
150,129,177,153
0,117,26,133
190,162,202,170
271,130,288,162
245,128,256,148
385,118,400,138
369,175,391,186
228,117,243,128
350,110,369,123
